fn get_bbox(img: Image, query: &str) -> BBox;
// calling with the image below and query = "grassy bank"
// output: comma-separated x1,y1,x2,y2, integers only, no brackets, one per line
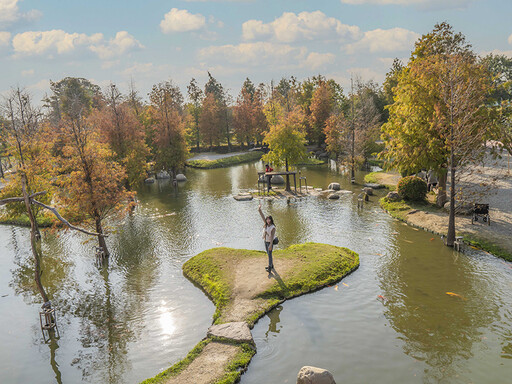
186,151,263,169
140,339,255,384
0,213,54,227
183,242,359,325
364,171,398,190
294,157,326,166
379,197,512,262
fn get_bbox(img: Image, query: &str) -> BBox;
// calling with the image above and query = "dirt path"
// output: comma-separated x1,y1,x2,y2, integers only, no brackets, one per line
222,258,295,323
164,342,240,384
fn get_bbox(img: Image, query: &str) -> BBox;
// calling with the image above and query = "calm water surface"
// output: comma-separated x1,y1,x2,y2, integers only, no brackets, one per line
0,161,511,384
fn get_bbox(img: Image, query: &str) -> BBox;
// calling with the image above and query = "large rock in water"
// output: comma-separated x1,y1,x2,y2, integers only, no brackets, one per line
328,182,340,191
144,177,155,184
363,187,374,196
386,191,400,202
207,322,253,344
175,173,187,182
297,366,336,384
233,193,253,201
271,175,285,184
156,170,170,179
327,193,340,200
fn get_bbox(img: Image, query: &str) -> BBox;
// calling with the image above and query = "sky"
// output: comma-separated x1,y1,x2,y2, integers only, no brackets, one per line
1,0,511,103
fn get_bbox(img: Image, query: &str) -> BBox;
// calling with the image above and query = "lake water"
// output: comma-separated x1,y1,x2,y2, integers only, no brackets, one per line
0,161,511,383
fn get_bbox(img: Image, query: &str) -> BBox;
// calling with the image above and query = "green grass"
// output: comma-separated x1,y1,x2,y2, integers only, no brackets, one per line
294,157,326,166
186,151,263,169
139,339,211,384
463,234,512,262
214,343,256,384
364,171,380,184
0,213,54,227
183,243,359,326
379,197,440,221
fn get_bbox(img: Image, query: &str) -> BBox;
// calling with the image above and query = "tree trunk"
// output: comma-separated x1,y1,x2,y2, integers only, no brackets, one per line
21,174,50,304
95,214,109,259
285,159,291,192
446,149,457,247
225,109,231,151
436,170,448,207
0,157,4,178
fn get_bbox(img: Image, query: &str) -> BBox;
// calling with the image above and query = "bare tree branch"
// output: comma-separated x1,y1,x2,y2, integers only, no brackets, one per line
0,191,47,206
31,199,106,237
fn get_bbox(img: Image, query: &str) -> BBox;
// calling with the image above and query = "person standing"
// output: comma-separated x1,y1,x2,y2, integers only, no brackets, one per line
258,203,276,272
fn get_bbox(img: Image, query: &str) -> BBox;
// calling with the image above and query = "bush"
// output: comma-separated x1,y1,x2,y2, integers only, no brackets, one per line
397,176,427,201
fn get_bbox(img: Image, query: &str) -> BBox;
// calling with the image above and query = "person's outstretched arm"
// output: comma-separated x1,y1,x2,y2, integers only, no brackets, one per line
258,203,266,223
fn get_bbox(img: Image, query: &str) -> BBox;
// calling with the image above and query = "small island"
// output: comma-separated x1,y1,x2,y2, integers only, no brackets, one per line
141,243,359,384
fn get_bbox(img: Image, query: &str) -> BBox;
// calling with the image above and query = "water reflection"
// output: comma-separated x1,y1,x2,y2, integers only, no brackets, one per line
265,305,283,338
377,228,501,382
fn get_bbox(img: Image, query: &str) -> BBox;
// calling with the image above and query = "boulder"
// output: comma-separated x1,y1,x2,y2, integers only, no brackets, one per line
363,187,374,196
328,182,341,191
297,366,336,384
386,191,401,202
271,175,285,184
327,193,340,200
364,183,385,189
144,178,155,184
207,322,253,344
175,173,187,182
156,170,170,179
318,152,329,159
233,193,253,201
315,188,323,192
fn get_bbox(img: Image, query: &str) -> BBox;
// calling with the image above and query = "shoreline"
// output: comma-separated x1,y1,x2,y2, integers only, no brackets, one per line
379,197,512,262
141,243,359,384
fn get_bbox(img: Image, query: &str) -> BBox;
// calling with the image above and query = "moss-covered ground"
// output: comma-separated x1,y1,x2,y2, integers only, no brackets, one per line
186,151,263,169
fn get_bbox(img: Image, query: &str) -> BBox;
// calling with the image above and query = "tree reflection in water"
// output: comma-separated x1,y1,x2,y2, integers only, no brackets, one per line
377,233,501,383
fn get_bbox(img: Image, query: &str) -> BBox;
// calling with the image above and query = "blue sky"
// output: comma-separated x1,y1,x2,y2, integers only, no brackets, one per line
1,0,511,103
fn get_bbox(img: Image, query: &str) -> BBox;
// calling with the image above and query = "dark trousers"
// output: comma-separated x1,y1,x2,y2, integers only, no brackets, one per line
265,241,273,268
266,175,272,192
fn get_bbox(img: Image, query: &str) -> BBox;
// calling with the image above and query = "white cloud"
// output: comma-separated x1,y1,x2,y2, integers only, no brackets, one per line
160,8,206,33
0,31,11,46
0,0,41,24
89,31,143,60
242,11,361,43
303,52,336,70
12,30,103,55
508,33,512,45
345,27,419,54
11,30,142,59
199,42,307,66
21,69,34,76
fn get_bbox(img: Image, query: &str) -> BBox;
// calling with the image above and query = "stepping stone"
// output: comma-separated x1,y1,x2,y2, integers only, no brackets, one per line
207,322,253,343
364,183,385,189
233,194,253,201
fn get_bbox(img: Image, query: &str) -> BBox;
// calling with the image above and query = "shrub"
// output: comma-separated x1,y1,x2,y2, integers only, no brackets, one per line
397,176,427,201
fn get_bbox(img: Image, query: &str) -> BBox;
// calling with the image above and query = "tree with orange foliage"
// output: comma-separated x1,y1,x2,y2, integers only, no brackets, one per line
92,83,149,187
200,93,224,149
310,81,334,146
50,78,132,259
147,81,188,175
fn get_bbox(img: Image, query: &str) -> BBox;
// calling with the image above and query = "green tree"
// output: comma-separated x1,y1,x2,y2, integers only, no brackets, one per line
263,108,307,191
187,78,203,150
383,23,500,247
